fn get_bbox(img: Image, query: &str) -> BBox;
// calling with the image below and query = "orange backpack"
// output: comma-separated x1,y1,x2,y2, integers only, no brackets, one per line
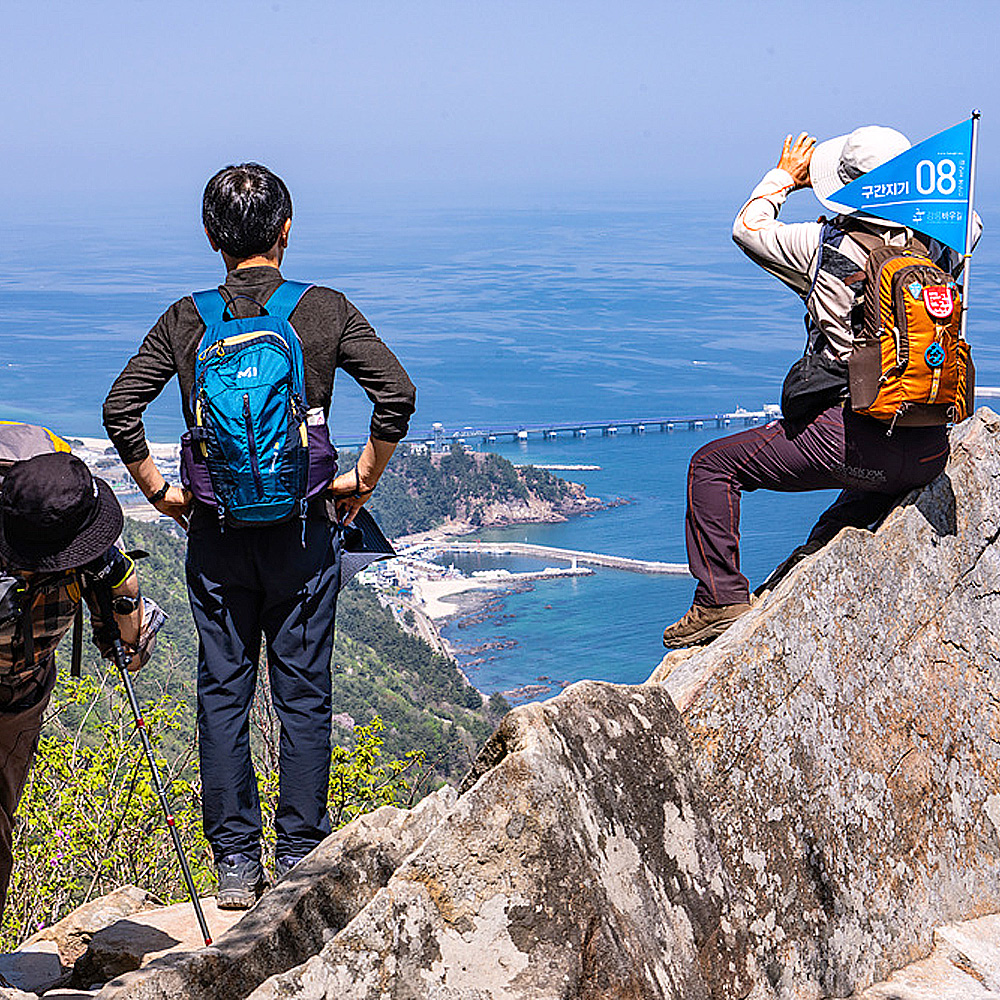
848,235,973,429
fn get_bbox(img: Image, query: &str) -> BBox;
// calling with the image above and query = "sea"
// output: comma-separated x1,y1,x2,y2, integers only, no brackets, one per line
3,197,999,699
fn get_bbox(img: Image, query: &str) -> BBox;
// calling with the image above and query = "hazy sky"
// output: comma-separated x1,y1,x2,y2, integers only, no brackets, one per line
4,0,998,215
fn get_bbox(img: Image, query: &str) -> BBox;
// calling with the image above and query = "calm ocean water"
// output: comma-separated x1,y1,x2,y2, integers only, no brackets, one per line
3,200,998,696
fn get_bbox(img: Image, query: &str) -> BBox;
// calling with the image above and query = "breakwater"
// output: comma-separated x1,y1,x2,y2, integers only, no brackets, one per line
435,541,691,576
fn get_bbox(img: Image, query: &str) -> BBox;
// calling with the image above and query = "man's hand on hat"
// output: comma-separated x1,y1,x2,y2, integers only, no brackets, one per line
777,132,816,189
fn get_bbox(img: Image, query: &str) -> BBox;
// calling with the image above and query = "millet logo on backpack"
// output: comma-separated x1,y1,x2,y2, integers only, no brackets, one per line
236,366,258,379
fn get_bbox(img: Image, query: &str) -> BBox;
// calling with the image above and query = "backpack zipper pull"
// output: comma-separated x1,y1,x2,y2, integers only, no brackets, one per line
300,499,308,548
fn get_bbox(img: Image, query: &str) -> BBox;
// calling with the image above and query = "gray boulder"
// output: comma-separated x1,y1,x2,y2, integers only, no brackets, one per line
650,407,1000,996
855,913,1000,998
20,886,162,969
248,681,770,1000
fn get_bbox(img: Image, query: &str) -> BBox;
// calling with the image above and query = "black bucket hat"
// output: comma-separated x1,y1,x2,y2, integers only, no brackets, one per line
0,452,124,571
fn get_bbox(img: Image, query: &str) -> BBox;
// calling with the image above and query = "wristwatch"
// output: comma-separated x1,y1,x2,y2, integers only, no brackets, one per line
111,595,142,616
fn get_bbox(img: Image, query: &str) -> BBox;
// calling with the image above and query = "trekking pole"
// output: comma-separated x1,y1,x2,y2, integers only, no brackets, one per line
87,570,213,947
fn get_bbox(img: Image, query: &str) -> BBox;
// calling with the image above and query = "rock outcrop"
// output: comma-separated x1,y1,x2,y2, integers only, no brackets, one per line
650,407,1000,995
247,681,768,1000
21,886,162,970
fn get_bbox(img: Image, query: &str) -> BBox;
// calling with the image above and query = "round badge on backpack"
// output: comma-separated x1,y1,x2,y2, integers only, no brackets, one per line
925,342,946,368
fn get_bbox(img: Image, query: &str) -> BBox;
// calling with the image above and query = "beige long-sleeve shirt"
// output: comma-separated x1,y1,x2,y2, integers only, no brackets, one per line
732,167,980,359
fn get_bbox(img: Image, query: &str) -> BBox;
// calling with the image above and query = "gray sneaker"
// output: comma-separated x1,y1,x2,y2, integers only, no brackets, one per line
662,602,752,648
216,853,265,910
274,854,306,880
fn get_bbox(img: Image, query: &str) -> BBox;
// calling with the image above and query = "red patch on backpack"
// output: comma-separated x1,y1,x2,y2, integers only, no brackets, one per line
923,285,955,319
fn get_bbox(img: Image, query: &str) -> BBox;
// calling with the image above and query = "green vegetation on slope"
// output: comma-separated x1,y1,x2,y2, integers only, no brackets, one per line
58,518,504,781
334,587,492,778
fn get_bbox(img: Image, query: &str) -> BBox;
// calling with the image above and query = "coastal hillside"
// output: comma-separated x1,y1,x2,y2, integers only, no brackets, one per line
361,443,606,537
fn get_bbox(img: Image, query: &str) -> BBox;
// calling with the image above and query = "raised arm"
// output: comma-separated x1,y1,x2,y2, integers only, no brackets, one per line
732,132,822,297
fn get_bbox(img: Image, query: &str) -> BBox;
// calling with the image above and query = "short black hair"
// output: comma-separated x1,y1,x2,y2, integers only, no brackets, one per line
202,163,293,259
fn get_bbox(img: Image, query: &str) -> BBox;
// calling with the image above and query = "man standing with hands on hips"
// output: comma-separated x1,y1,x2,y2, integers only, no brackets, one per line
104,163,415,907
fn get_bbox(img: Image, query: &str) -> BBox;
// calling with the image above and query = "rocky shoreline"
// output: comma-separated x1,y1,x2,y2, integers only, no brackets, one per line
392,486,626,550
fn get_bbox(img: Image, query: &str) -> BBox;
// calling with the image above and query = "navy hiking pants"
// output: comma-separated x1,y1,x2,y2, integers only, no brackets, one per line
186,512,341,862
685,404,949,607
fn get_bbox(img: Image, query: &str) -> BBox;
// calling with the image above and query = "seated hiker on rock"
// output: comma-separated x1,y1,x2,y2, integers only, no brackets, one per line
662,126,982,649
0,450,163,924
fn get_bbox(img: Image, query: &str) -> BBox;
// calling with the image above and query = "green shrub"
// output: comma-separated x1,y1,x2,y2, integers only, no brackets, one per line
3,668,427,952
3,670,211,952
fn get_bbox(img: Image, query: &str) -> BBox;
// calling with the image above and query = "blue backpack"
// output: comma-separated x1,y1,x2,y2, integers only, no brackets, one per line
182,281,336,528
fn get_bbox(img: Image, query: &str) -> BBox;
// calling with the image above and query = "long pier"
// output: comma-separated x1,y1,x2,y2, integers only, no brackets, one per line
410,406,780,447
435,541,690,576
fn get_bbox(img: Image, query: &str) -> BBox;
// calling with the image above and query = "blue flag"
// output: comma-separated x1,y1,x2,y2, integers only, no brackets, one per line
831,118,974,252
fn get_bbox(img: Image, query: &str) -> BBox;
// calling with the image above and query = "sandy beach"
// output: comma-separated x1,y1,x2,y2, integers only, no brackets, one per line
413,575,497,620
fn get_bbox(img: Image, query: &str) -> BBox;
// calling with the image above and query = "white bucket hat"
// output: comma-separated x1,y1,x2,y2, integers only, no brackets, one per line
809,125,911,215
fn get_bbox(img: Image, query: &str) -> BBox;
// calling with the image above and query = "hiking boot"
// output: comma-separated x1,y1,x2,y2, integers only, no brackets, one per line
216,853,265,910
274,854,307,880
662,602,752,648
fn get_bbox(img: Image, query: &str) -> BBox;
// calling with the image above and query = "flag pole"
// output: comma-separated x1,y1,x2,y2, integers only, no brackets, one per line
960,110,981,341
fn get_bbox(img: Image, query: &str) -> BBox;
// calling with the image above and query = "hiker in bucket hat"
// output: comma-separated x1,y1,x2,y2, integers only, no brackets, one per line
661,126,982,649
0,452,162,920
808,125,912,216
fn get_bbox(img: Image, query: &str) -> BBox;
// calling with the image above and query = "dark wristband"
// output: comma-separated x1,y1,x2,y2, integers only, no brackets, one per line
146,482,170,505
352,467,375,498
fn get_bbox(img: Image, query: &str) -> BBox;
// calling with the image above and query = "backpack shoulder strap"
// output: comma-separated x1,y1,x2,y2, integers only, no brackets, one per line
263,281,312,320
191,289,227,326
806,219,843,301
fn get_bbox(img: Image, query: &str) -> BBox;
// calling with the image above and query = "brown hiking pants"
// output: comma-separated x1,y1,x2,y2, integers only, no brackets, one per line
685,404,950,607
0,664,56,921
